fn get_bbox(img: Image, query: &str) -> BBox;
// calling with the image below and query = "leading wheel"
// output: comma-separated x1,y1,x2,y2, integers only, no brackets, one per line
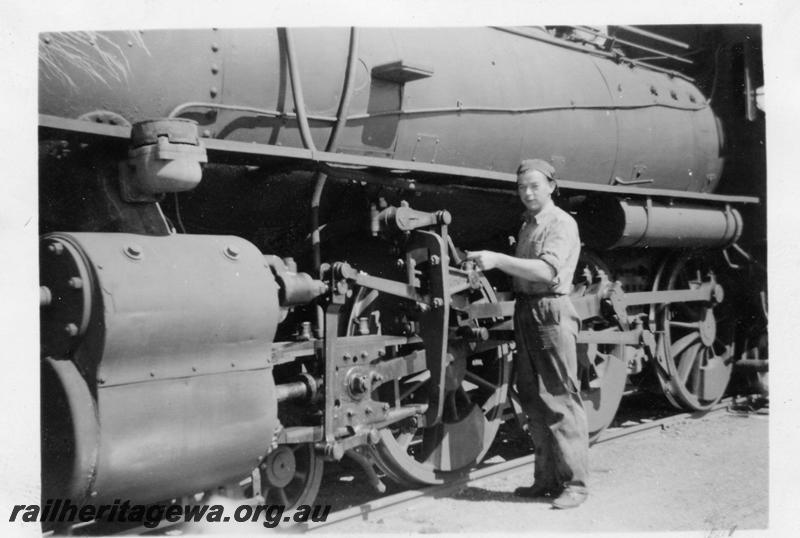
651,252,735,411
249,443,324,510
346,275,511,487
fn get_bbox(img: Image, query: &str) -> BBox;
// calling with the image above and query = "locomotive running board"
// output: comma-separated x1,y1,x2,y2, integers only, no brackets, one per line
39,114,760,206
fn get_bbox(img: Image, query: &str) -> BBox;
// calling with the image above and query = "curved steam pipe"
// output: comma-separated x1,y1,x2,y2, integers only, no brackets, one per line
311,27,360,270
279,27,316,151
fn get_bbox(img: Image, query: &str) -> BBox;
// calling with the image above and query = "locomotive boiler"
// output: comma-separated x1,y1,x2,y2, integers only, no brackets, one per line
38,25,766,521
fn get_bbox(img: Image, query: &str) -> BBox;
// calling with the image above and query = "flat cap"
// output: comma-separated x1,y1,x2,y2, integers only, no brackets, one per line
517,159,556,180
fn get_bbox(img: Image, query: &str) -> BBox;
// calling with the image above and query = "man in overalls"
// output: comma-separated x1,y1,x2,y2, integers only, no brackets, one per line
466,159,588,509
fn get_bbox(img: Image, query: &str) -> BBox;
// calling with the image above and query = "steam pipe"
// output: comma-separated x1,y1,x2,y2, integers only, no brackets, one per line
312,27,360,269
280,28,316,151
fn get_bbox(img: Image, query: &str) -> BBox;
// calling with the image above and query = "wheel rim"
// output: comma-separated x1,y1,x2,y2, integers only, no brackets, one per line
346,276,511,487
653,253,734,410
578,334,628,442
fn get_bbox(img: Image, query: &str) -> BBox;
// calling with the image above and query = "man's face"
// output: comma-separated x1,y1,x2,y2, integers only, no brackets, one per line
517,170,555,214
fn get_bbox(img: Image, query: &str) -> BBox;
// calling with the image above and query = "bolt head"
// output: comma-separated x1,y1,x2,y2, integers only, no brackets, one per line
224,244,241,260
124,244,143,259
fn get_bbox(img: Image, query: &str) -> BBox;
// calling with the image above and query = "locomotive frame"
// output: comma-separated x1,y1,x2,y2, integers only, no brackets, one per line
31,21,767,530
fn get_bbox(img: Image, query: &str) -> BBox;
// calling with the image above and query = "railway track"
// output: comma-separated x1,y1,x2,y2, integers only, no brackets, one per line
295,397,735,533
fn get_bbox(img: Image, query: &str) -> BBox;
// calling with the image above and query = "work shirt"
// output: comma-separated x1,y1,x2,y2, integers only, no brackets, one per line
512,201,580,296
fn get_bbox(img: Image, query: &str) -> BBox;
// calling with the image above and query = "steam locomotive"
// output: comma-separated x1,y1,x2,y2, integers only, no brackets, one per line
38,25,766,520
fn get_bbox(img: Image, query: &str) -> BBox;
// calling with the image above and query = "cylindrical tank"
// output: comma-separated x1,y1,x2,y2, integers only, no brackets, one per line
39,27,722,192
40,232,281,505
576,195,743,249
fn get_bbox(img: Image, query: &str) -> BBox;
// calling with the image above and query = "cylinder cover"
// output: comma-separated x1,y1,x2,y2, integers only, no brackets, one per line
40,232,281,505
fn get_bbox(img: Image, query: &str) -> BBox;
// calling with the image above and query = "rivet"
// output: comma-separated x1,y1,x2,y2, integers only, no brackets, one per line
64,323,78,336
97,378,105,385
202,129,212,138
211,64,219,74
211,42,219,52
210,86,219,98
149,372,155,377
43,36,52,44
124,244,143,259
224,244,240,259
48,243,64,256
68,277,83,289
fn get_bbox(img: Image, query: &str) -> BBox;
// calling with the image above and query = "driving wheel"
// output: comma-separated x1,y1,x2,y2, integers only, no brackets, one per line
346,274,511,486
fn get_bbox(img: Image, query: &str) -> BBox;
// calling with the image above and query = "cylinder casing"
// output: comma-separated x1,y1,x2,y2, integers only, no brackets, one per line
40,232,281,505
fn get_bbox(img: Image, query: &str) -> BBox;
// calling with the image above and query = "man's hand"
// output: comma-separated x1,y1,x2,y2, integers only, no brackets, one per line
466,250,556,284
465,250,502,272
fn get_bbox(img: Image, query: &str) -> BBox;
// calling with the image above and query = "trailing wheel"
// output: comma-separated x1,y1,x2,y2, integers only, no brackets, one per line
651,252,735,411
346,275,511,486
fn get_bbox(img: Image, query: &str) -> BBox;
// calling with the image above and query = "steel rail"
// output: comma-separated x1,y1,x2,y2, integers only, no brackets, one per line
299,399,733,532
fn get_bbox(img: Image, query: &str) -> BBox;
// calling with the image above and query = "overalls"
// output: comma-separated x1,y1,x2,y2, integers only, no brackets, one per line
513,203,588,491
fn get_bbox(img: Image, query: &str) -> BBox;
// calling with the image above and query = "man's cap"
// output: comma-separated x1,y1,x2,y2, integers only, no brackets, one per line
517,159,557,181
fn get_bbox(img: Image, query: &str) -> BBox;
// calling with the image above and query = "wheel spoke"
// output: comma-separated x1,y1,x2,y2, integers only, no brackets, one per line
399,379,426,401
456,385,473,407
689,347,706,396
464,370,500,391
670,331,701,359
668,320,701,330
677,342,701,384
276,488,289,506
294,470,308,482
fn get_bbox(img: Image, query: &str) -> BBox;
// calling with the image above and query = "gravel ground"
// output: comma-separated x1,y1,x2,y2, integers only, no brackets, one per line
316,409,768,535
